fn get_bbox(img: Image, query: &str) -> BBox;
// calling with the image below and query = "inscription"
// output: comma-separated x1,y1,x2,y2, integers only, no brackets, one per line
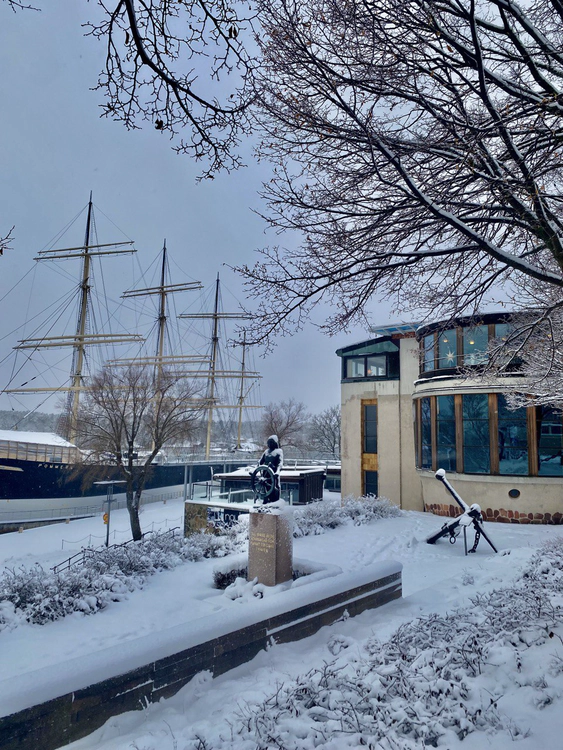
251,531,275,553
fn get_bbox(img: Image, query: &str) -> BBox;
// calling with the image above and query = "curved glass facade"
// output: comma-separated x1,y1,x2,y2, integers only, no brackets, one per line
418,316,513,376
415,393,563,477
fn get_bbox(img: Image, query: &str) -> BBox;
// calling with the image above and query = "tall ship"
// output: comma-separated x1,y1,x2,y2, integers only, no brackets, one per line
0,197,262,526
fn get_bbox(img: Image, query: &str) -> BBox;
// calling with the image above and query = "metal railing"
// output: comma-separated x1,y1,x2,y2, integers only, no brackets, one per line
0,488,185,525
51,526,181,574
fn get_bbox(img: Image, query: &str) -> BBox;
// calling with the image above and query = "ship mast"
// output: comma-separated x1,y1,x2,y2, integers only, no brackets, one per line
6,194,142,443
178,274,261,459
107,242,204,378
68,195,93,443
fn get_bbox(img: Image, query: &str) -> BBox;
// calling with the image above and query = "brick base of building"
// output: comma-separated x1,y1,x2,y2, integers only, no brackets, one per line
424,503,563,525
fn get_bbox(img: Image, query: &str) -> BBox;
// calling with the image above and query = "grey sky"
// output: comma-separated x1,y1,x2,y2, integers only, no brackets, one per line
0,3,393,421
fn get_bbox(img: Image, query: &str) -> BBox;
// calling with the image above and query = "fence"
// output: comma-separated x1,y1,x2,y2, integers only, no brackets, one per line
0,487,185,525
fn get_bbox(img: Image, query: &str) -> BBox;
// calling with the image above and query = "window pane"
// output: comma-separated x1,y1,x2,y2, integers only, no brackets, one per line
497,395,528,475
367,355,386,377
494,323,511,341
436,395,456,470
420,397,432,468
364,471,378,496
388,351,400,378
462,394,490,474
364,404,377,454
537,406,563,476
346,357,365,378
423,335,435,371
438,330,458,369
463,325,488,365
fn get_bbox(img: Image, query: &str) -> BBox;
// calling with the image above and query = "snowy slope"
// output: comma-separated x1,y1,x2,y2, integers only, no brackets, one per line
1,497,562,749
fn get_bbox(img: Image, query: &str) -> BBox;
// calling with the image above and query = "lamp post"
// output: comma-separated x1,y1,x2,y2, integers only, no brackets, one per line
94,480,126,546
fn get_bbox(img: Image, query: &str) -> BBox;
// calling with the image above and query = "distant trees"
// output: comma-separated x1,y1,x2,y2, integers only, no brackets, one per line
77,365,203,540
260,398,309,451
310,405,340,458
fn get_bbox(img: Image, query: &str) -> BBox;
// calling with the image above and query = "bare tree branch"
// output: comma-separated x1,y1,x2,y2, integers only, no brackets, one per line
235,0,563,354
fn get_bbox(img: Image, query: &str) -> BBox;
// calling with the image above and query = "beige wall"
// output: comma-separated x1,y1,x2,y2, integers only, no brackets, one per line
340,337,422,510
420,470,563,519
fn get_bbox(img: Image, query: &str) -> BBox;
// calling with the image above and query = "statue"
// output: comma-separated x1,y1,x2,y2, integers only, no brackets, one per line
250,434,283,505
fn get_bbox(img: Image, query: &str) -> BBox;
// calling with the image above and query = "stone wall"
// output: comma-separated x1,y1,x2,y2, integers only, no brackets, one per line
424,501,563,524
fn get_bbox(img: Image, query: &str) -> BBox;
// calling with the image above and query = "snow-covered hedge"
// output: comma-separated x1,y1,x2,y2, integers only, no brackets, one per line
293,495,401,537
0,526,246,631
183,539,563,749
0,496,397,631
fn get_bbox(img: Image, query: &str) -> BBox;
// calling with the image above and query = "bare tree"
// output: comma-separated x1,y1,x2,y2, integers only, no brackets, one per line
310,405,340,458
260,397,309,450
84,0,257,177
235,0,563,354
77,365,204,540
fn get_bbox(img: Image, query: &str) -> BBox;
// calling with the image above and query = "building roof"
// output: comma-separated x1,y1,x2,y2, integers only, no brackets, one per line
367,322,420,337
0,430,77,448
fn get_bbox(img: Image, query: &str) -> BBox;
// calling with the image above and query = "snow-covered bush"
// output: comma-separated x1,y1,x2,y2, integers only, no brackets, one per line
183,538,563,749
0,526,247,632
0,497,397,631
292,495,400,537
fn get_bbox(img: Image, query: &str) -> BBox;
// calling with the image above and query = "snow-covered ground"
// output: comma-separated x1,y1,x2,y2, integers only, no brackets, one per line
1,495,563,749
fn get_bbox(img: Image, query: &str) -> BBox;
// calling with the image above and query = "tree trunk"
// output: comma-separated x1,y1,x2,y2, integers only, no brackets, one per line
128,501,143,541
125,479,143,541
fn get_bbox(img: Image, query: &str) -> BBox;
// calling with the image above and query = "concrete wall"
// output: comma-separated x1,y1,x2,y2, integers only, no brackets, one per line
340,337,422,511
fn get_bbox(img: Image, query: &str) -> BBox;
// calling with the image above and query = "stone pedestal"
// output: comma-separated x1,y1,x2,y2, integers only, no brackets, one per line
248,509,293,586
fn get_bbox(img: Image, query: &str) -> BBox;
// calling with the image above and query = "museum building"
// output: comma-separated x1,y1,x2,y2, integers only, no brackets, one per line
337,312,563,524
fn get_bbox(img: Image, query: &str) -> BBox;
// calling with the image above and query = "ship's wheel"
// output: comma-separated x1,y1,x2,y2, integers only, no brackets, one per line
251,465,276,500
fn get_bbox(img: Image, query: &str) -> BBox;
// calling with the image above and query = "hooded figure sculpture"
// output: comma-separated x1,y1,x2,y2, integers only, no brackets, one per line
259,434,283,503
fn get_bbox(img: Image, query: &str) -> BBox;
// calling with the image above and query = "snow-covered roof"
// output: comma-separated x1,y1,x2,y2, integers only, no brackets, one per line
0,430,77,448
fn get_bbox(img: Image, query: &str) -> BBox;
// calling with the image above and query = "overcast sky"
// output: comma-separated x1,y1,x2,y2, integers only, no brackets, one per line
0,3,395,423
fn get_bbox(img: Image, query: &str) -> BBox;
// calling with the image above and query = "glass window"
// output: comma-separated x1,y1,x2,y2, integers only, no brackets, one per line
437,330,458,369
494,323,511,341
463,394,490,473
346,357,365,378
342,340,399,356
364,471,378,497
463,325,488,365
537,406,563,476
423,334,435,371
498,395,528,475
364,404,377,453
367,355,386,377
436,395,456,471
421,397,432,469
388,351,400,378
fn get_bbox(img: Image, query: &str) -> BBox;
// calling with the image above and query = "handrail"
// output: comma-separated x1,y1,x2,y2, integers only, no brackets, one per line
50,527,180,574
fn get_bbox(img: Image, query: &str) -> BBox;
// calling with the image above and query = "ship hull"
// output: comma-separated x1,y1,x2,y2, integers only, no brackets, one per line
0,458,248,522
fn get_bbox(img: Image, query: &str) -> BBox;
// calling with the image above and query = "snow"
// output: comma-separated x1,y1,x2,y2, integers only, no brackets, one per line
0,429,77,448
1,494,563,749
